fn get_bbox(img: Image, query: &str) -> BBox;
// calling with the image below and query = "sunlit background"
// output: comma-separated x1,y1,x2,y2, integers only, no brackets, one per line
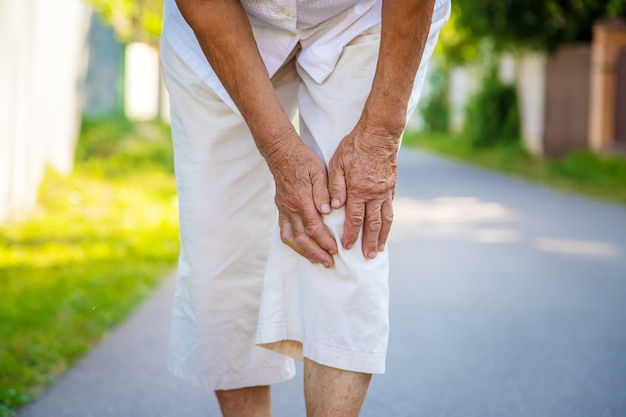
1,1,626,415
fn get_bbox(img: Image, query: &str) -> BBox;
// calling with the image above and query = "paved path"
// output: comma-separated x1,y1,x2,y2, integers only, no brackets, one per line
20,149,626,417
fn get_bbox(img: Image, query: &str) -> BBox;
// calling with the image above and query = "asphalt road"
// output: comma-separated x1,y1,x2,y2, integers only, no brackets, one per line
19,148,626,417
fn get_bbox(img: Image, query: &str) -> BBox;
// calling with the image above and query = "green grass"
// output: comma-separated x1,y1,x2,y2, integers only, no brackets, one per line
403,131,626,205
0,117,179,416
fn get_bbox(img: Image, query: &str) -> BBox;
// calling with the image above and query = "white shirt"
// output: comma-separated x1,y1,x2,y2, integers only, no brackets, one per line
162,0,448,113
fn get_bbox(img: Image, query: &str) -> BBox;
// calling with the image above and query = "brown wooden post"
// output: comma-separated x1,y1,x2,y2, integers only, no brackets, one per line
544,45,591,157
589,19,626,151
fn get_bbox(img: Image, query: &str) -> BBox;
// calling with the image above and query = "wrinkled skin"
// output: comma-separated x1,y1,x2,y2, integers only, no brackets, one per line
329,124,400,259
266,123,400,266
266,137,337,267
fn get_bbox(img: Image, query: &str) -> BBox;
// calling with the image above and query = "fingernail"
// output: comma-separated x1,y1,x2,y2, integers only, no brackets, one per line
378,244,385,252
321,203,331,214
328,248,336,255
345,242,353,250
368,251,377,259
331,198,341,208
322,261,330,268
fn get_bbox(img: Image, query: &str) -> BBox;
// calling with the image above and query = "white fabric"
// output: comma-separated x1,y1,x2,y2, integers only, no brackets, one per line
256,4,451,374
161,35,298,390
161,0,450,390
162,0,449,113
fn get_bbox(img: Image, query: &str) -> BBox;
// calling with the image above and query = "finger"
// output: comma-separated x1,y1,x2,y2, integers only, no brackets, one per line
301,205,338,257
279,213,309,260
292,214,335,268
377,199,393,252
328,158,347,210
310,165,331,215
361,200,383,259
342,196,365,250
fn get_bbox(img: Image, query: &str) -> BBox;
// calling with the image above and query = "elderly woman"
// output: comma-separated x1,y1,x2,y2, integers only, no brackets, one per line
160,0,450,415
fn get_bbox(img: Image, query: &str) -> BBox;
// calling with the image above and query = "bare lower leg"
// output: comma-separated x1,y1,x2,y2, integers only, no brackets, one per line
304,358,372,417
215,385,272,417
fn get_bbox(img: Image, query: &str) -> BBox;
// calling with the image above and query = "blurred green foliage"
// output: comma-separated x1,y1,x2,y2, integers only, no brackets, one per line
77,118,174,174
86,0,164,44
464,67,521,148
439,0,626,65
435,8,481,67
419,68,450,133
0,117,178,416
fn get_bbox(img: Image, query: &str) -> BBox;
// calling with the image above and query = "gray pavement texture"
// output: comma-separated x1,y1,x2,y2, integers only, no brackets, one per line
19,148,626,417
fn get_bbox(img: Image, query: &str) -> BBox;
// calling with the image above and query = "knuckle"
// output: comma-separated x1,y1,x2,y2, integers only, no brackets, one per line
311,250,325,263
330,183,345,198
347,211,364,225
294,234,308,247
367,217,382,229
303,220,318,236
280,232,290,244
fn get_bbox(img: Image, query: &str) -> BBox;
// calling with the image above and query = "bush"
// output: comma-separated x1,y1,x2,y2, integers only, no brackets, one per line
464,67,520,148
77,117,174,176
419,68,449,132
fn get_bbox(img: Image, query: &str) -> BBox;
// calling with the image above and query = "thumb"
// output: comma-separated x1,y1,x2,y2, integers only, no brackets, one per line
311,165,332,215
328,158,347,210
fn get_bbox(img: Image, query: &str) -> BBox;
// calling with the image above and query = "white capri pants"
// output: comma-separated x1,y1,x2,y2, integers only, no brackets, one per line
161,2,449,391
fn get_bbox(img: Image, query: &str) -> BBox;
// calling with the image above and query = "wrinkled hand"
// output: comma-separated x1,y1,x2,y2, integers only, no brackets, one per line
266,140,338,268
329,124,400,259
